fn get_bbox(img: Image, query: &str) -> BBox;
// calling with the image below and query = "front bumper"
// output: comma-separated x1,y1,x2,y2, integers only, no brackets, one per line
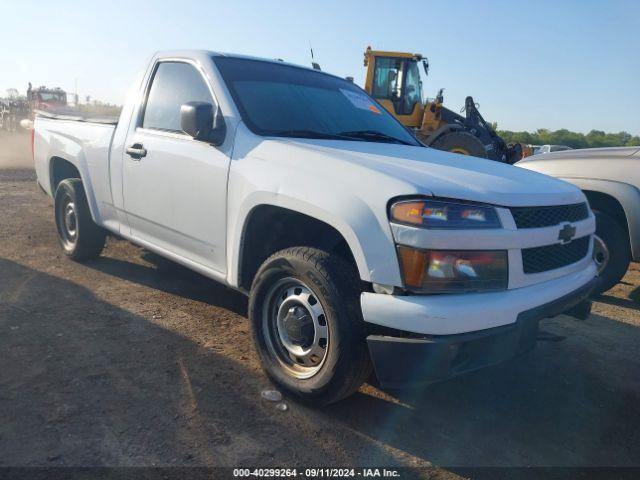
366,276,598,388
361,262,597,335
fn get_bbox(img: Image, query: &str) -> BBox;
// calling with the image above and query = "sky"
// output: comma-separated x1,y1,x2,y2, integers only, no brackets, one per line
1,0,639,134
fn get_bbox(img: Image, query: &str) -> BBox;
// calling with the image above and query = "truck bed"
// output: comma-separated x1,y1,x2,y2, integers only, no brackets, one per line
35,108,119,125
33,115,119,233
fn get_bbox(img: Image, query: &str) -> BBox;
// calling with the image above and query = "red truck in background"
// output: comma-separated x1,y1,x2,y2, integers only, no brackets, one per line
0,83,68,132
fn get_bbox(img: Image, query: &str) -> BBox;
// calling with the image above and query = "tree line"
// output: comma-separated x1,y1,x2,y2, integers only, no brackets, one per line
497,128,640,149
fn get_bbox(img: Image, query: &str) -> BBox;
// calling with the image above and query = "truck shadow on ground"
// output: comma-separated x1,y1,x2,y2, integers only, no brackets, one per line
324,312,640,467
594,292,639,311
77,245,640,467
7,247,639,469
632,285,640,304
0,258,400,467
86,241,248,317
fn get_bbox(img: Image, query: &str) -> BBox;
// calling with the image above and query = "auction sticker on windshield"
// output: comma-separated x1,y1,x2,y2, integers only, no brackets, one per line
340,89,381,114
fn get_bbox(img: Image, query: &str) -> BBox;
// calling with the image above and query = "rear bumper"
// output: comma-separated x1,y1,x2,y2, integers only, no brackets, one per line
367,276,598,388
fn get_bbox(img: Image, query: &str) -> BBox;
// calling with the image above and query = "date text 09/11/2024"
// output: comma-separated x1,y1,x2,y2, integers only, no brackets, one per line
232,468,401,477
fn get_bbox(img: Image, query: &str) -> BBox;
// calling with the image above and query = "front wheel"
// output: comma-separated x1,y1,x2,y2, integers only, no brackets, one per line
591,210,630,295
249,247,372,405
54,178,106,261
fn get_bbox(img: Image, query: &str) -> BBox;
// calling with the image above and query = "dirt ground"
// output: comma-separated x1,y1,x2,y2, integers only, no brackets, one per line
0,131,34,170
0,131,639,475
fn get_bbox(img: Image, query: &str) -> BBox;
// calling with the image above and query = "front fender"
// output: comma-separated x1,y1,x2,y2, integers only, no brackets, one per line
227,191,402,289
562,177,640,260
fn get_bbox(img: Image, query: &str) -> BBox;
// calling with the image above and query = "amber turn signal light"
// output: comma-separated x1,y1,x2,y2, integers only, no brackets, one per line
390,201,426,226
397,245,429,288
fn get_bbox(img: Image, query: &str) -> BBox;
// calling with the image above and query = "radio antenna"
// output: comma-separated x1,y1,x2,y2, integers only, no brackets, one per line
310,42,321,71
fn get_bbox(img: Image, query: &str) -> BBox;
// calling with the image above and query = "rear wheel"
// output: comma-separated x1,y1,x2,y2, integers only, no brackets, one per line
431,131,487,158
249,247,372,405
54,178,106,261
591,210,630,295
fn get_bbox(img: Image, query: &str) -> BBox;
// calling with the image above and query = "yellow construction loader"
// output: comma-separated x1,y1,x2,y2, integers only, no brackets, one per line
363,47,523,163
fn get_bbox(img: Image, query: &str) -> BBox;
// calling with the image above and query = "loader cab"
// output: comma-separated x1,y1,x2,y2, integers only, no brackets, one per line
363,48,425,128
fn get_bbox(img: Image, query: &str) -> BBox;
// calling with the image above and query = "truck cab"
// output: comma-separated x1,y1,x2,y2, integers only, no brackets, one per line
28,85,68,113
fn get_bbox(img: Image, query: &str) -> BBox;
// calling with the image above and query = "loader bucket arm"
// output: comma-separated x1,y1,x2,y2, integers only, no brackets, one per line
462,97,499,140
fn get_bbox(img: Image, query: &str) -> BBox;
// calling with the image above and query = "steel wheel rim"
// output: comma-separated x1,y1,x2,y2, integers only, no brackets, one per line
56,193,77,251
262,278,329,379
593,235,609,275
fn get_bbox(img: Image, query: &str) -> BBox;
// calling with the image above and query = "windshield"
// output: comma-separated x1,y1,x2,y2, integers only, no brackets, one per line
213,57,420,146
39,92,65,102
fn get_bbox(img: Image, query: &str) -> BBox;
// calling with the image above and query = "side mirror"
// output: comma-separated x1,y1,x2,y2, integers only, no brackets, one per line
180,101,226,145
422,58,429,77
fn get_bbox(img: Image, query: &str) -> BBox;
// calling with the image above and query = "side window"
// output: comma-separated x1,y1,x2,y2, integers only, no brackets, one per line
142,62,214,132
403,61,422,115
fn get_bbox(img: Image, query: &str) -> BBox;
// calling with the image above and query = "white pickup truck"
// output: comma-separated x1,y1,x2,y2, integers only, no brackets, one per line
34,50,598,404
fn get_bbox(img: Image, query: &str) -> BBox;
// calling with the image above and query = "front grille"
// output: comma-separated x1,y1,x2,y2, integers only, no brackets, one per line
522,236,590,274
511,203,589,229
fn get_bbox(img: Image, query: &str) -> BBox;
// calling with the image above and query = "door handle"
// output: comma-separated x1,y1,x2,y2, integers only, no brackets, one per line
126,143,147,160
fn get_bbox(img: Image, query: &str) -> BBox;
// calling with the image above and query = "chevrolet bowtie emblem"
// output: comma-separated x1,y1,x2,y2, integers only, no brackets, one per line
558,224,576,244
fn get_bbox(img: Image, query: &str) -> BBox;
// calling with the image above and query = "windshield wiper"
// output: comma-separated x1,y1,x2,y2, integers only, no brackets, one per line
268,129,416,146
269,129,356,141
337,130,415,146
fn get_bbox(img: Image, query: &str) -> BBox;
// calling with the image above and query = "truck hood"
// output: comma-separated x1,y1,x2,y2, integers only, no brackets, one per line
518,146,640,164
516,146,640,185
268,138,585,207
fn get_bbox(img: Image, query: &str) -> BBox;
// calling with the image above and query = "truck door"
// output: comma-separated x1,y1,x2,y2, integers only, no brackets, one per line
122,60,230,275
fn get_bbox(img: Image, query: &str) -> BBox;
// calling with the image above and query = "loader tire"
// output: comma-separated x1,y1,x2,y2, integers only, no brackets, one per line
507,142,524,164
54,178,106,261
432,131,487,158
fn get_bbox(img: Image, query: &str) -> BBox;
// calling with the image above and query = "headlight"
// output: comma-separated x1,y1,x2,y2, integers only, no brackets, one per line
391,199,501,229
397,246,508,293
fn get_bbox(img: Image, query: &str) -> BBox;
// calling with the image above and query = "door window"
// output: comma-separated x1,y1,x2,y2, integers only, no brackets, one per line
372,57,403,100
372,57,422,115
403,60,423,115
142,62,213,132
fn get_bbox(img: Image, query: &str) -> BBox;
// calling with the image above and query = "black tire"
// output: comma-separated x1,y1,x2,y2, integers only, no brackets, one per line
54,178,106,261
431,131,487,158
592,210,631,295
507,142,523,164
249,247,372,405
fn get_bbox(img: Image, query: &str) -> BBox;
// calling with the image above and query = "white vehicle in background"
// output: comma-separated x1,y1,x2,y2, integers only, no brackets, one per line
535,145,573,155
518,146,639,294
33,50,597,404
